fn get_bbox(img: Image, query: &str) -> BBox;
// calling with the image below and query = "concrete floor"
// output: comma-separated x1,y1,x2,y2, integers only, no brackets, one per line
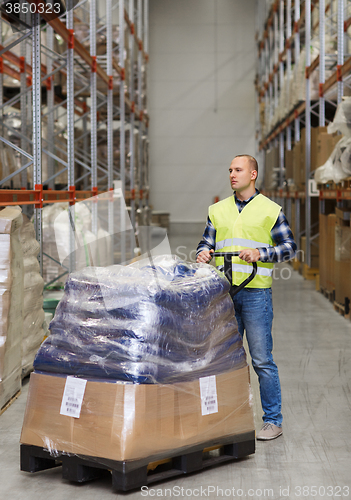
1,229,351,499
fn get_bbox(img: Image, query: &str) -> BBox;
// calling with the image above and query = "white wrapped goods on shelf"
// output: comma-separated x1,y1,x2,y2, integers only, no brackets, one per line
315,98,351,184
19,216,45,377
0,207,24,411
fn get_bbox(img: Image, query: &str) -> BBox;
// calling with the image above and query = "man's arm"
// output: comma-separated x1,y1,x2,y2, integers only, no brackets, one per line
257,210,297,263
196,216,216,263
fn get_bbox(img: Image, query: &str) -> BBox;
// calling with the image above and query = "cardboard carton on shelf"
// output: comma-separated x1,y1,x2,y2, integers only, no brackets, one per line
334,224,351,305
20,367,255,463
327,214,337,292
294,127,338,189
264,147,279,189
0,207,24,411
319,214,328,290
316,132,342,170
151,211,170,230
293,141,303,188
300,126,328,172
319,212,338,293
335,207,351,226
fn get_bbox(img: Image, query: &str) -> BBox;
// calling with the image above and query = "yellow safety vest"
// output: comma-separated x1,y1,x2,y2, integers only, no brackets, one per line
209,193,281,288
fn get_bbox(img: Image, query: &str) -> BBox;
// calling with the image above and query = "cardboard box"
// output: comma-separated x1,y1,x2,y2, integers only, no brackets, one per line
335,225,350,262
295,127,336,187
335,225,351,304
264,147,279,189
293,141,303,187
319,214,328,289
300,127,328,174
335,260,350,304
20,368,255,462
316,132,342,170
151,211,170,230
0,207,23,411
335,207,351,225
326,214,337,291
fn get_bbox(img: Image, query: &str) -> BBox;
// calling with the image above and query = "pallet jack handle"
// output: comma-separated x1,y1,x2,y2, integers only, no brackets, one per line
213,251,257,298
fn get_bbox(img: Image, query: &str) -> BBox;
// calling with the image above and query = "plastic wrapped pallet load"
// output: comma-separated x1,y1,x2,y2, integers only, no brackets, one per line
21,256,255,463
0,207,24,411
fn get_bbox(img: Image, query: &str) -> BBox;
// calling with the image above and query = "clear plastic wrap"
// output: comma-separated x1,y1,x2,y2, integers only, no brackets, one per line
314,136,350,184
41,199,116,285
20,367,254,465
20,215,45,377
314,99,351,183
327,97,351,138
0,207,23,409
34,256,246,384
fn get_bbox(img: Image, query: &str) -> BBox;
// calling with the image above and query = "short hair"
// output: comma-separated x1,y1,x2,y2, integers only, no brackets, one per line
234,154,258,174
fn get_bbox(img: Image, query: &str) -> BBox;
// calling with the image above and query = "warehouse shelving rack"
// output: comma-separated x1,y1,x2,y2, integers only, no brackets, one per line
256,0,351,269
0,0,149,283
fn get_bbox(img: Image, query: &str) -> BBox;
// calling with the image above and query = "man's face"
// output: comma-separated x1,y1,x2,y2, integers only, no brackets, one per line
229,157,257,192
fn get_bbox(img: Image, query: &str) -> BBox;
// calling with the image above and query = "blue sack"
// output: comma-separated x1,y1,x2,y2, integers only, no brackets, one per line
34,255,247,383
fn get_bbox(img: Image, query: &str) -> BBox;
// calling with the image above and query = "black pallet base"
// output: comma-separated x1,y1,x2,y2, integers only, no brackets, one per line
21,432,255,492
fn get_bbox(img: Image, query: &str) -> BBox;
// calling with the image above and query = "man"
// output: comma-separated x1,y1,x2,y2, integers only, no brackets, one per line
196,155,296,440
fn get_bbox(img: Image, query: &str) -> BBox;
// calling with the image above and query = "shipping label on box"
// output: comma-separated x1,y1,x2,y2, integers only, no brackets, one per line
60,377,87,418
199,375,218,416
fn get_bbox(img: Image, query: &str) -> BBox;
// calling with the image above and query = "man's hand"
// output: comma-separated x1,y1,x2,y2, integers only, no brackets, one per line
239,248,260,263
196,249,214,264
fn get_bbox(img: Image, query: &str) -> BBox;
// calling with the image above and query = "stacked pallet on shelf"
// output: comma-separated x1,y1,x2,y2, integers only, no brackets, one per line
0,207,23,412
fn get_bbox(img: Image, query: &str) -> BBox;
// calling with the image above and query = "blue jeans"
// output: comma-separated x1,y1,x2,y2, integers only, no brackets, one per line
232,287,282,427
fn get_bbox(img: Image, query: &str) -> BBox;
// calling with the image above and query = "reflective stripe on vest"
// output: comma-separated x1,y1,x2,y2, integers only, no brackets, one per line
209,193,281,288
215,238,273,251
231,263,273,277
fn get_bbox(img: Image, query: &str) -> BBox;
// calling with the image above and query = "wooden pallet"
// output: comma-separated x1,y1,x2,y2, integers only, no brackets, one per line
0,390,21,416
20,432,255,492
320,286,332,301
320,286,335,303
333,300,350,319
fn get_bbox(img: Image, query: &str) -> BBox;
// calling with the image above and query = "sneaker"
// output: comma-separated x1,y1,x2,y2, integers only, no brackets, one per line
256,423,283,441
